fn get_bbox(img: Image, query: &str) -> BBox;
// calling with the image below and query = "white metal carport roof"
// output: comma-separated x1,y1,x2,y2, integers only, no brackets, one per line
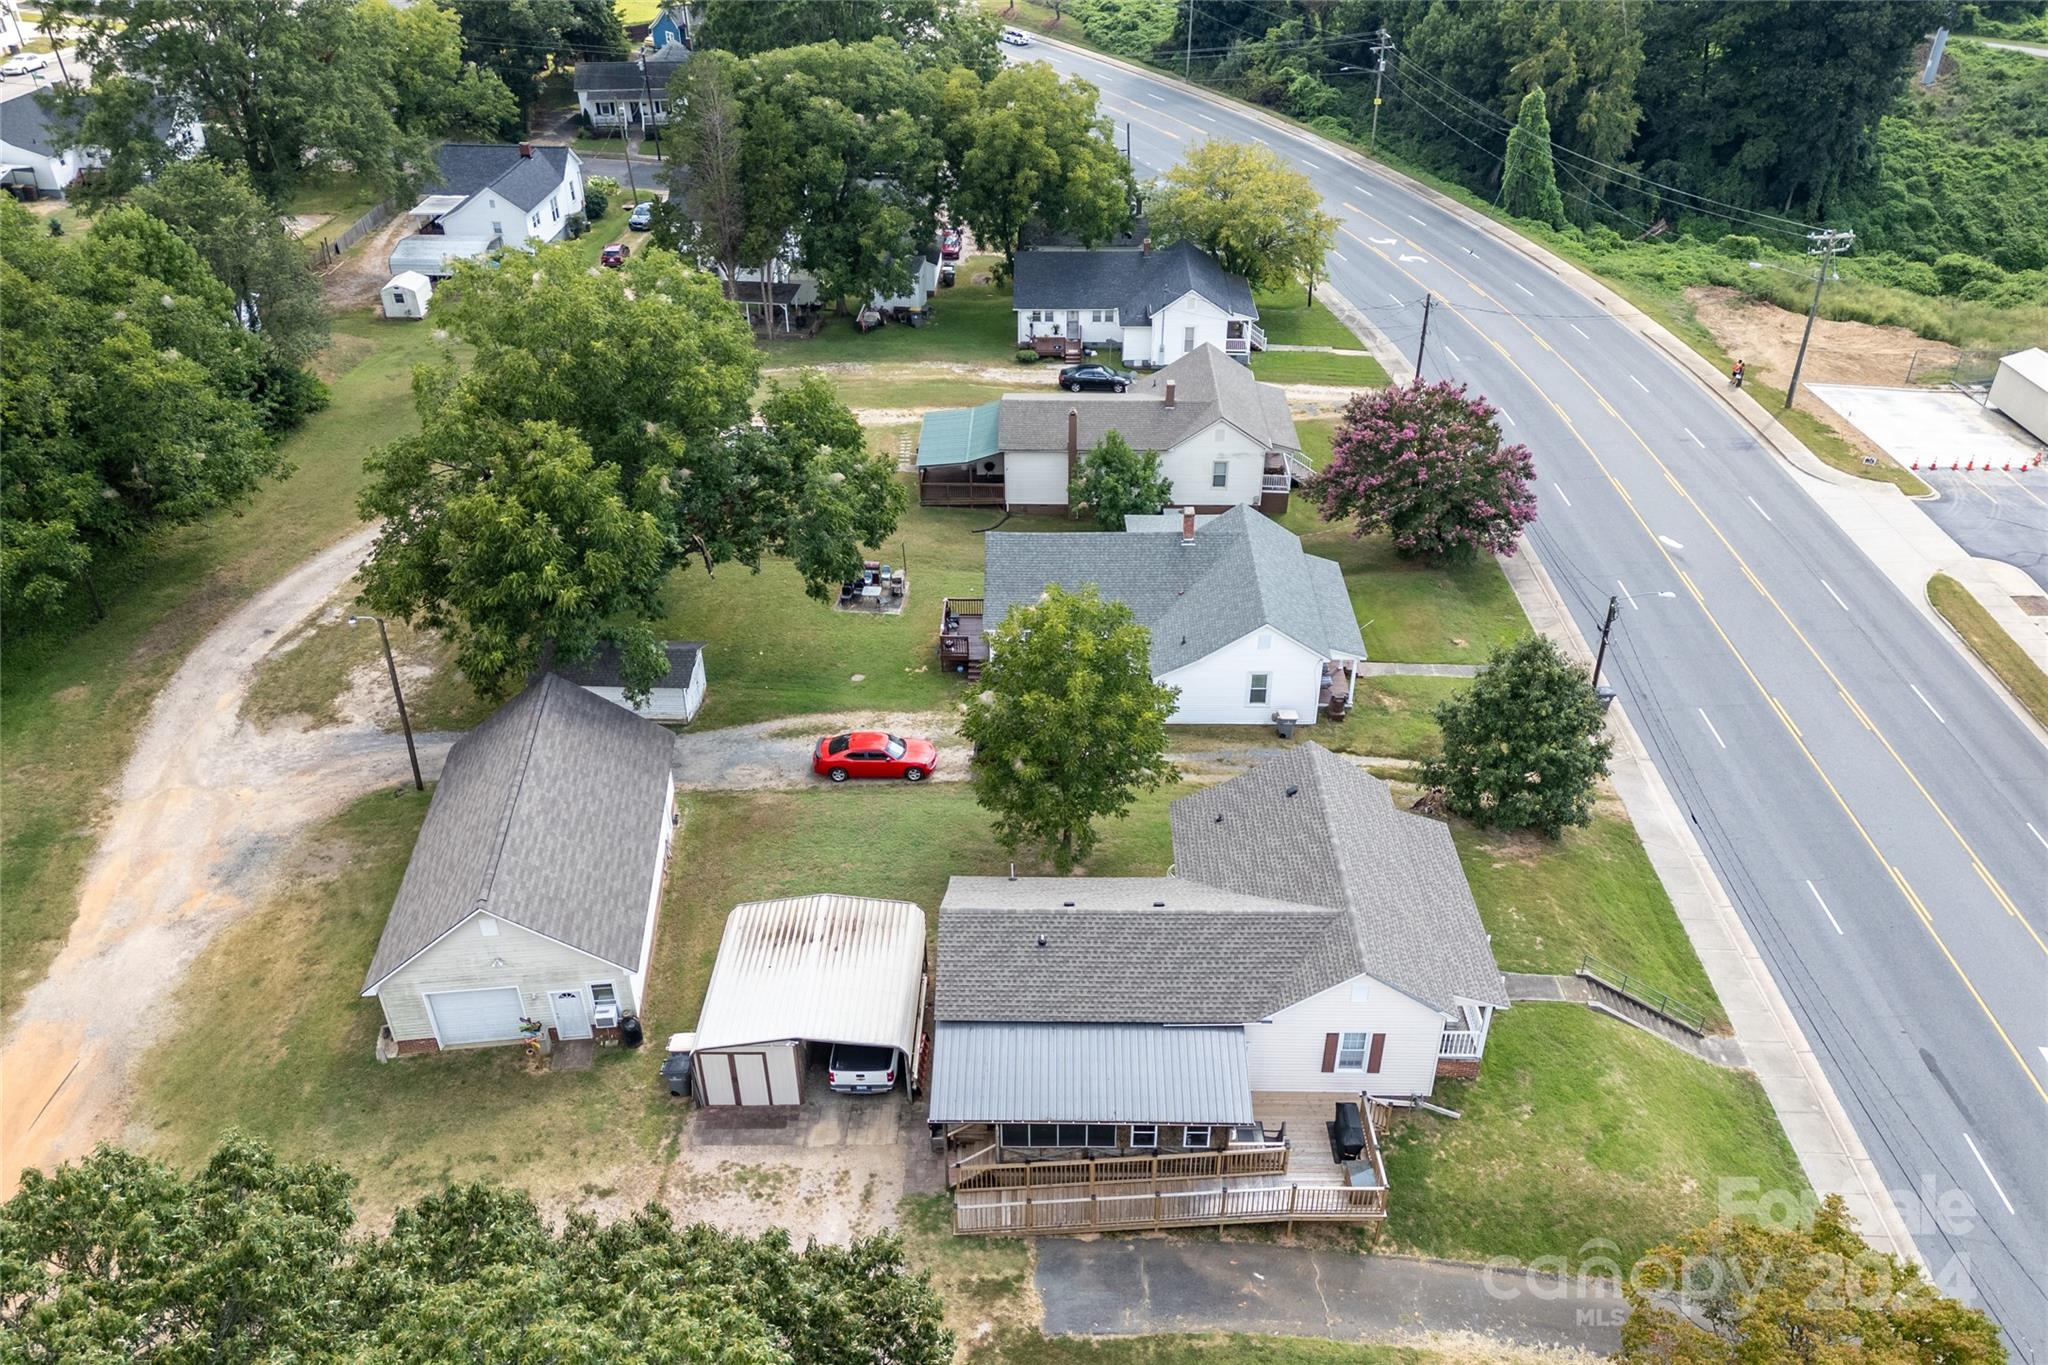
407,192,468,216
693,894,928,1074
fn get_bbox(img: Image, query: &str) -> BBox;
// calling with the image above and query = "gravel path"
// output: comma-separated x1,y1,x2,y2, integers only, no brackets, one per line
672,709,968,790
0,527,453,1195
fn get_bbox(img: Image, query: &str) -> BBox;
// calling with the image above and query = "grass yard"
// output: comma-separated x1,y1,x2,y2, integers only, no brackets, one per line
761,256,1020,366
1251,350,1390,388
1455,816,1723,1028
1254,287,1367,350
0,313,451,1016
806,371,1022,413
1928,573,2048,728
1381,1004,1805,1269
284,168,383,223
565,202,636,269
1322,675,1466,762
138,791,667,1211
1295,525,1529,667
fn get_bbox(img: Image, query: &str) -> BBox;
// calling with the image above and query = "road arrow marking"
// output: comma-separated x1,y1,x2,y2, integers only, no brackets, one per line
1369,236,1396,245
1398,253,1427,262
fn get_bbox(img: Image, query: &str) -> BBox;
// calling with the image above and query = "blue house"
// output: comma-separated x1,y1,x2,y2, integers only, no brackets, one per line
650,4,696,51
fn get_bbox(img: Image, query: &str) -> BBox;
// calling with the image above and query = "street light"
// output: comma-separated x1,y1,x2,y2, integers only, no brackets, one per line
347,614,424,791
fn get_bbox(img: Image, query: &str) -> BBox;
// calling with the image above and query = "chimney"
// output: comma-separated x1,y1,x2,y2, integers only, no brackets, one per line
1181,507,1196,544
1163,380,1176,410
1066,406,1080,478
518,141,533,158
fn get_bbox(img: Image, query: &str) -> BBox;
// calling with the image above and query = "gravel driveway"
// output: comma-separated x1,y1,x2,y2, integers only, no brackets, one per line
671,710,968,790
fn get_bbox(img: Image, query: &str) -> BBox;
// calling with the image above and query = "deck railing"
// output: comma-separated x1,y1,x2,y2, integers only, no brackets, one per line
919,479,1006,507
1578,954,1709,1036
1262,473,1292,493
1438,1029,1482,1059
950,1143,1288,1191
953,1176,1386,1235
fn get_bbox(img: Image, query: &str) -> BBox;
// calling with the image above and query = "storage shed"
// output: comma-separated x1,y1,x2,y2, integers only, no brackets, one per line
550,640,706,723
691,895,928,1106
380,271,433,319
1990,347,2048,445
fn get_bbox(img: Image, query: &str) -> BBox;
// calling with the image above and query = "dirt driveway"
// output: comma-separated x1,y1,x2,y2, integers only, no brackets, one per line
0,527,450,1196
672,709,968,790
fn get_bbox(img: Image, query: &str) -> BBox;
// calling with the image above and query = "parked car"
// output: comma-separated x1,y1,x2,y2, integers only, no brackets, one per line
939,261,957,287
1000,27,1032,46
1,53,52,77
1059,362,1131,393
600,241,630,267
627,201,655,230
827,1043,898,1094
939,228,962,261
812,731,936,782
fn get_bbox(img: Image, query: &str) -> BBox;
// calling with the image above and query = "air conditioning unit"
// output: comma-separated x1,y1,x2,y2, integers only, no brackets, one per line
592,1003,621,1030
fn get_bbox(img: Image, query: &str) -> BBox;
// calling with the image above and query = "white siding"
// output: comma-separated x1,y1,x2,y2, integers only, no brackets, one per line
375,915,636,1045
1158,628,1326,726
434,154,581,250
1005,450,1072,508
1158,420,1267,508
1245,972,1448,1096
625,773,678,1015
697,1039,803,1106
1144,293,1231,366
1017,307,1124,347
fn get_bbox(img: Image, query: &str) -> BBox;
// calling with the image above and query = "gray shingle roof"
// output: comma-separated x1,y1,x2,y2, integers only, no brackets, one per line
928,1022,1255,1125
2,88,183,159
1171,745,1508,1012
1012,240,1256,321
937,877,1355,1023
982,504,1366,674
361,674,676,990
997,345,1299,456
427,142,576,213
549,641,701,691
573,51,689,94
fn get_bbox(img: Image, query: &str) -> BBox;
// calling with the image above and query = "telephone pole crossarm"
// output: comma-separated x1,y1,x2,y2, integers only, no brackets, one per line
1785,227,1854,408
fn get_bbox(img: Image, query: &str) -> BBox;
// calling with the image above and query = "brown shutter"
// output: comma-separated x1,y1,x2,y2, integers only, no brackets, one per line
1366,1033,1387,1073
1320,1033,1339,1073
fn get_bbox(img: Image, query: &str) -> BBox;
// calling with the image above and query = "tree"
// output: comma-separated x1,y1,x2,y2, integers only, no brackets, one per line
665,50,751,280
1422,634,1611,837
1501,88,1568,226
1,202,283,625
582,175,617,223
1147,140,1338,300
1071,431,1172,530
131,160,330,372
1066,0,1176,59
1,1136,957,1362
450,0,627,119
361,0,521,142
699,0,1000,74
935,62,1136,275
1313,380,1538,563
1622,1195,2005,1364
962,584,1179,870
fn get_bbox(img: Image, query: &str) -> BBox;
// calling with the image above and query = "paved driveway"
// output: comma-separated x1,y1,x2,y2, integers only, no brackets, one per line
1035,1239,1624,1355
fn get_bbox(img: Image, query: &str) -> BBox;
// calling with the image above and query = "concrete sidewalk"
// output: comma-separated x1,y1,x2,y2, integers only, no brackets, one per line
1036,1239,1621,1355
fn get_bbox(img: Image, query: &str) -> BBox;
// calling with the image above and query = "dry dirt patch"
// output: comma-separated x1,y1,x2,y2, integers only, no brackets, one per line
1684,285,1960,389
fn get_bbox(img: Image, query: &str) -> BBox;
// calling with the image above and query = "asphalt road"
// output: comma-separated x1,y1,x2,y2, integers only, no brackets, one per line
1916,468,2048,595
1017,41,2048,1356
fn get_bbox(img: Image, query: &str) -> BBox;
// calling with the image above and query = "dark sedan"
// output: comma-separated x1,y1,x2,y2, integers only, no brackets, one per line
1059,362,1131,393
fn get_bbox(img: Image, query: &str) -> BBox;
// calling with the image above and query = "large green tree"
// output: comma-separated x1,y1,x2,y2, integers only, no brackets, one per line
362,0,522,142
1422,634,1611,838
934,62,1136,275
1071,431,1172,530
450,0,628,119
665,49,752,281
0,1135,956,1362
963,584,1179,870
1501,87,1568,226
1,202,284,625
699,0,1000,74
1147,139,1338,299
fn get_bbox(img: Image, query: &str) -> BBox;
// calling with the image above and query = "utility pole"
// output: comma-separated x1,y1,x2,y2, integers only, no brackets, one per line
1367,28,1393,154
638,53,663,157
348,615,424,792
1784,226,1853,408
1414,293,1432,376
1591,595,1619,690
1185,0,1194,77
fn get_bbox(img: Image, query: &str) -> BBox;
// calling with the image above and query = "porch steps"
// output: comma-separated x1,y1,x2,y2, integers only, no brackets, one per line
1505,972,1747,1070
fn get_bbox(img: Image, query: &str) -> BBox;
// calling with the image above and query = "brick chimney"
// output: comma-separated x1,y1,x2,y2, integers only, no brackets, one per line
1181,507,1197,544
1066,407,1080,478
1163,380,1176,409
518,141,533,158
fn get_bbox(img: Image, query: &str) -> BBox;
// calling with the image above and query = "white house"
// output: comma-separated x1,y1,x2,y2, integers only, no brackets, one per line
389,142,583,279
982,503,1366,726
916,345,1307,514
1,85,200,195
361,675,677,1055
379,271,432,319
872,247,941,317
551,640,706,724
928,746,1506,1231
1012,239,1265,367
575,50,688,130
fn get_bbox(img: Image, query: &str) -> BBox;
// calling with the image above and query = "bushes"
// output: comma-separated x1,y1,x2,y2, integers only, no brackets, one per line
1715,233,1764,259
584,175,617,223
1934,252,2005,294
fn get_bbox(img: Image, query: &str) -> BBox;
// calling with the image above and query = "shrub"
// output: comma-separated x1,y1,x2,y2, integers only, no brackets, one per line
252,362,330,433
1071,430,1172,530
584,175,618,222
1934,251,2004,294
1423,634,1612,837
1015,348,1039,364
1715,233,1764,259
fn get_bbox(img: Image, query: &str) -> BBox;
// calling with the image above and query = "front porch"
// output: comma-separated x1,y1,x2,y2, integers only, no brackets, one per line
943,1094,1390,1236
938,597,986,678
1224,318,1268,360
1319,658,1359,721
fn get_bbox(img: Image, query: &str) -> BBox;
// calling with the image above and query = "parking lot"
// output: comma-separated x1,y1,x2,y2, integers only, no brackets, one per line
1810,384,2048,592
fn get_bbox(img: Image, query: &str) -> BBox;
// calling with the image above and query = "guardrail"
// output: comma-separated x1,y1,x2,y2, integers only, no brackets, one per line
1577,954,1708,1036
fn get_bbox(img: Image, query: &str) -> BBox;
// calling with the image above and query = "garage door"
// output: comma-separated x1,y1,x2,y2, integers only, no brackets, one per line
425,987,525,1047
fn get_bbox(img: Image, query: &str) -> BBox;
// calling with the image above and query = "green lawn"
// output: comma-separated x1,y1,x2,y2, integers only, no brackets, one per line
760,255,1021,366
1929,572,2048,728
1455,815,1723,1028
1254,287,1367,350
1251,350,1390,388
284,168,383,223
802,372,1022,412
1322,675,1467,762
1381,1004,1806,1269
0,313,451,1016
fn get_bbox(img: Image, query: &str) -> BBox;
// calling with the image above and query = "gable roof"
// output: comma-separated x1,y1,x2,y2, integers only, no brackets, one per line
573,50,689,94
1012,240,1256,322
996,344,1299,456
426,142,576,214
693,895,927,1054
2,88,183,160
1171,744,1508,1012
549,641,701,691
982,504,1366,674
361,674,675,991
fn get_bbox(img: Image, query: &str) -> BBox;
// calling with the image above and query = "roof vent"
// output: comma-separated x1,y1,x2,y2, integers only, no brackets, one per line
1061,900,1076,908
1036,933,1049,948
1214,813,1224,823
1152,900,1166,908
1285,784,1300,798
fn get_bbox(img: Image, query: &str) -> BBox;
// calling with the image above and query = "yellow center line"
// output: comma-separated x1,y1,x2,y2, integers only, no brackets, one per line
1343,208,2048,1102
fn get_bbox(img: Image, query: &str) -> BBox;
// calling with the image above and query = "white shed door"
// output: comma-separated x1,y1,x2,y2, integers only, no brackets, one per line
733,1053,771,1105
425,987,525,1047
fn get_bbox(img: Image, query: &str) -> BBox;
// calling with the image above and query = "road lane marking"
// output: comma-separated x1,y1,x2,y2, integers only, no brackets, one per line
1196,111,1216,122
1514,281,1534,296
1329,249,1348,262
1443,345,1461,363
2002,470,2048,508
1821,578,1848,610
2029,822,2048,852
1698,709,1727,749
1407,213,1425,225
1499,408,1514,425
1963,1133,2016,1216
1683,426,1703,447
1570,323,1589,338
1555,484,1572,507
1144,91,1167,102
1388,292,1403,305
1657,534,1685,551
1746,496,1774,523
1806,881,1845,935
1910,684,1946,725
1629,373,1650,393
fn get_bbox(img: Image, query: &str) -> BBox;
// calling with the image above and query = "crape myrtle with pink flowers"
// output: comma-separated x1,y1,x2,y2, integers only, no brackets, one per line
1312,379,1538,563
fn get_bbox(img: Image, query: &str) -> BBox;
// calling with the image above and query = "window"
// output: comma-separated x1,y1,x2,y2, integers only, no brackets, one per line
478,916,498,937
1129,1124,1157,1148
550,194,560,223
590,983,617,1009
595,100,616,117
827,735,851,755
1257,634,1273,652
653,99,668,116
1087,1123,1117,1146
1183,1126,1211,1149
1001,1123,1029,1146
884,736,907,759
1247,673,1270,706
1183,325,1196,352
1211,460,1229,488
1336,1032,1369,1070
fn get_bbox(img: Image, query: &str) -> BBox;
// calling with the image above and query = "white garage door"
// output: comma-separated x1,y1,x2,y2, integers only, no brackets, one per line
425,987,526,1046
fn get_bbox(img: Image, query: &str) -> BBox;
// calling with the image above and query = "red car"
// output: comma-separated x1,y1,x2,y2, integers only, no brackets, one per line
600,241,629,267
940,229,962,261
813,731,937,782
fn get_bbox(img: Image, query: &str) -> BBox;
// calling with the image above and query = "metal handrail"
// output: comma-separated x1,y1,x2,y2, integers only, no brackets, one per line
1577,953,1708,1035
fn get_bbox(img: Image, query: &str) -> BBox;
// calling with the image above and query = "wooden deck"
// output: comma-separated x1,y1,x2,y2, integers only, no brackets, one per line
940,597,987,677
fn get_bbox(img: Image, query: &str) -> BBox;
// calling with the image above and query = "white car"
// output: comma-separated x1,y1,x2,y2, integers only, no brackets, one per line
1,54,52,77
1000,27,1032,46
